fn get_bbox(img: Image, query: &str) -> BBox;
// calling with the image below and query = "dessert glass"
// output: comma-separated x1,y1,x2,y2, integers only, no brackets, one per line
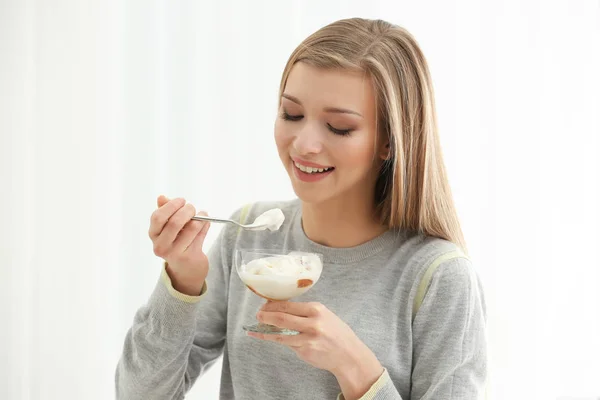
234,249,323,335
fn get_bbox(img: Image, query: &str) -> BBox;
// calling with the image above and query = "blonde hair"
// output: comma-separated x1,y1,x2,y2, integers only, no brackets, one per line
278,18,467,252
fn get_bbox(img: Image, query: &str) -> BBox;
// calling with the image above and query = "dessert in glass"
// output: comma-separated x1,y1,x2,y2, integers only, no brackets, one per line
234,249,323,335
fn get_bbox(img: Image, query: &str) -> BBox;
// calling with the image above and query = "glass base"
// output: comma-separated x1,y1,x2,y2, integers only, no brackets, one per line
243,322,299,336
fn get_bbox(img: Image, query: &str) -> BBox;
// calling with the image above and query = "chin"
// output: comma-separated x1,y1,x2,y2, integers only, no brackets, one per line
289,177,337,206
292,186,327,204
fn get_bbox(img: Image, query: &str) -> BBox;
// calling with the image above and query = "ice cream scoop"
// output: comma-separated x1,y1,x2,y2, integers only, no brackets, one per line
191,208,285,232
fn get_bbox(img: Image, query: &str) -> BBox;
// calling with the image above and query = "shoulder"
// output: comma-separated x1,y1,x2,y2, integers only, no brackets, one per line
399,234,467,271
399,235,485,321
396,234,471,278
393,234,479,309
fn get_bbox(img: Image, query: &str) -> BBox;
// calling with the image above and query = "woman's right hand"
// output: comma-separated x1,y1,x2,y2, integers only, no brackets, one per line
149,195,211,296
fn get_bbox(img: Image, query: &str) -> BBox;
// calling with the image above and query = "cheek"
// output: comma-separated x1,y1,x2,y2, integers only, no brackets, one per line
274,119,285,148
337,136,377,169
274,119,289,149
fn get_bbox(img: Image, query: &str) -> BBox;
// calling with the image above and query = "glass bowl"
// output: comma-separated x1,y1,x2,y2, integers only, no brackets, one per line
234,248,323,335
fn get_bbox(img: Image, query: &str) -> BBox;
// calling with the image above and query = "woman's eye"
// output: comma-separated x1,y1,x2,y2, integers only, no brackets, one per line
327,123,352,136
281,111,303,121
281,111,352,137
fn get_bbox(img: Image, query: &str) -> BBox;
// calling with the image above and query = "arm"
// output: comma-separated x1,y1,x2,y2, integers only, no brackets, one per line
410,256,488,399
115,222,233,400
336,257,487,400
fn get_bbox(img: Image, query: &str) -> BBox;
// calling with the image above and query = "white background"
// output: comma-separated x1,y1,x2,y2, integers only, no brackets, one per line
1,0,599,399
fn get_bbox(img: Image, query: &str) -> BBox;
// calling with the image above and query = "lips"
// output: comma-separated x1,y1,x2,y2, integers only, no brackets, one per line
291,158,334,182
291,156,334,173
294,161,333,174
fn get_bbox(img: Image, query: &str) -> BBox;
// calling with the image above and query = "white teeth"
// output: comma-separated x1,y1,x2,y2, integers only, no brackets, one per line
294,161,332,174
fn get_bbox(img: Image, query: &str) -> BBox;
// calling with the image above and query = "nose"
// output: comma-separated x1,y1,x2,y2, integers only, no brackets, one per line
292,122,323,156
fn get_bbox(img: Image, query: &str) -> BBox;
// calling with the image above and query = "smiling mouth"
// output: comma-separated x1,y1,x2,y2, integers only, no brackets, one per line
293,161,334,174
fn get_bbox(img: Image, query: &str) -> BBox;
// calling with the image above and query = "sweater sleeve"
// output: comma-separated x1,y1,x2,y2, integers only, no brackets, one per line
336,369,398,400
337,257,487,400
409,256,488,399
115,209,239,400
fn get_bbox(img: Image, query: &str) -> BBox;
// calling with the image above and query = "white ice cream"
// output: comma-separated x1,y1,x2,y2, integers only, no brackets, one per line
238,252,322,300
252,208,285,231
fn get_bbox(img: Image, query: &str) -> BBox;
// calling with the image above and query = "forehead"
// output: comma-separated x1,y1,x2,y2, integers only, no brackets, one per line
284,62,375,112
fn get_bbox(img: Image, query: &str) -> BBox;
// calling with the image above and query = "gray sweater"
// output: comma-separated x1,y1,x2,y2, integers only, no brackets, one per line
116,199,487,399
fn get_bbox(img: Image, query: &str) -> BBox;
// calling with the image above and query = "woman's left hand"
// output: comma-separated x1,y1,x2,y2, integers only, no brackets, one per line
249,301,382,377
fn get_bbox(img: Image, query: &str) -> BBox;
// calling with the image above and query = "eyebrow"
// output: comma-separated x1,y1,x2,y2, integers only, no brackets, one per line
281,93,363,118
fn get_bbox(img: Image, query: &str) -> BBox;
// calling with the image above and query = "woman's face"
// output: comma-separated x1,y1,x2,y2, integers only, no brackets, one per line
274,62,386,206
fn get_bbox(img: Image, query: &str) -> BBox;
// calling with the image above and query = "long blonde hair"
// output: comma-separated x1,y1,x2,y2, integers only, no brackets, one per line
278,18,467,252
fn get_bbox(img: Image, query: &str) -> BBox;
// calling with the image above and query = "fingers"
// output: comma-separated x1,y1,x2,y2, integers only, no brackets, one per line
157,194,169,208
157,203,197,247
257,310,310,333
185,211,211,254
172,211,210,253
149,197,186,239
260,301,326,318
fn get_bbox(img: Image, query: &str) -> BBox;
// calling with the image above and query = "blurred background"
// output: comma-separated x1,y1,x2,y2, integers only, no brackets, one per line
1,0,599,399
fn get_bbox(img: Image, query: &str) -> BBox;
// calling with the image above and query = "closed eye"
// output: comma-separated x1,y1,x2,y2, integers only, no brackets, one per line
327,124,352,136
281,111,303,121
281,111,353,136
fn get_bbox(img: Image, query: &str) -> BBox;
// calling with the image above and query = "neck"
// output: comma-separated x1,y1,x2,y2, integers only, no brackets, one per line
300,195,388,248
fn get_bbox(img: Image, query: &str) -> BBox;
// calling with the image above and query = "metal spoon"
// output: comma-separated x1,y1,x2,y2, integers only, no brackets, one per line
190,215,269,231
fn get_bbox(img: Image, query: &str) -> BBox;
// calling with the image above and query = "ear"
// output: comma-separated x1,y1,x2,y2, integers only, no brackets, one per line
378,140,391,161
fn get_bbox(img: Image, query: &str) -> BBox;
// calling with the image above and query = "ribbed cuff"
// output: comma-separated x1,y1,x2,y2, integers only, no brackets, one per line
161,262,208,303
337,368,395,400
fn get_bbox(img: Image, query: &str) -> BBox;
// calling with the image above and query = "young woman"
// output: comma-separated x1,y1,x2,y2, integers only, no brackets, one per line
116,18,487,400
